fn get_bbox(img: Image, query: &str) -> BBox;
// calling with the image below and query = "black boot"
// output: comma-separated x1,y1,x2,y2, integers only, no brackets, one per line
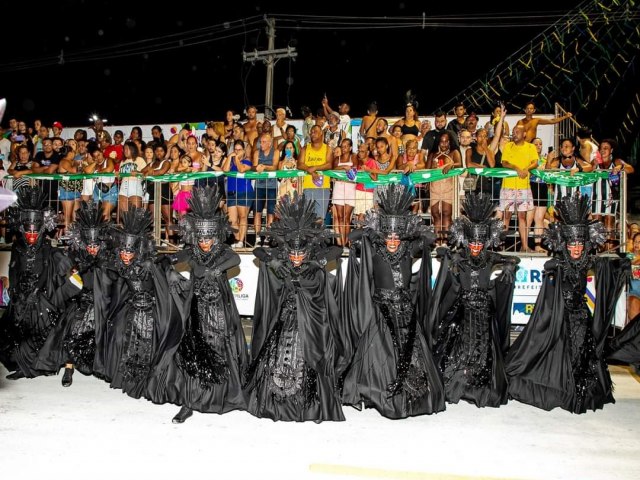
172,406,193,424
61,366,74,387
6,370,25,380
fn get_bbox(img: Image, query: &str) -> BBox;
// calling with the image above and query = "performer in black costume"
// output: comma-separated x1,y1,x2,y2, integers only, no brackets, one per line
0,186,74,380
506,193,629,413
607,314,640,375
98,207,182,400
157,186,248,424
342,184,445,419
35,201,109,386
430,193,519,407
243,192,347,422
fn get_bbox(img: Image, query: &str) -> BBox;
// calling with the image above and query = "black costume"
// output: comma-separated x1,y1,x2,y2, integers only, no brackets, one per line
159,186,248,423
607,314,640,375
97,207,182,400
244,192,347,422
430,193,519,407
0,186,73,379
342,184,445,419
506,193,628,413
35,201,109,386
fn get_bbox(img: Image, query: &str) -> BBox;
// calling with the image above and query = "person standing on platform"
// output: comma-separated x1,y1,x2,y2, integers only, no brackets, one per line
35,201,110,386
342,184,445,419
158,186,248,424
506,193,629,413
0,186,74,380
244,192,347,422
430,193,519,407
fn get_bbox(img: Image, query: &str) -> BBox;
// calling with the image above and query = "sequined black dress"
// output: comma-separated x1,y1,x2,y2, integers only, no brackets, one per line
0,240,73,377
243,246,346,422
506,257,627,413
156,244,248,413
35,252,104,376
341,234,445,419
99,257,182,401
430,249,516,407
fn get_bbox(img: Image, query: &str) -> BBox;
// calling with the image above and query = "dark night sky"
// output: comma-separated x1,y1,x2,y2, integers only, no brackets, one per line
0,0,619,127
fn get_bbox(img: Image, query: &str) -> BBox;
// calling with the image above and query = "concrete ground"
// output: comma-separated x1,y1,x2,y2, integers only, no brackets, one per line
0,364,639,480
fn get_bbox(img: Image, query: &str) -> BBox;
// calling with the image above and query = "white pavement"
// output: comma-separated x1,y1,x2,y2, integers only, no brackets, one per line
1,364,639,480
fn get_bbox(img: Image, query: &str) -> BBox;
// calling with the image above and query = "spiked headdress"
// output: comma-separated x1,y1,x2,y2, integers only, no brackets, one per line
110,206,154,257
268,192,332,251
179,186,233,245
449,193,504,249
8,185,56,234
67,201,108,250
365,184,422,239
544,192,606,255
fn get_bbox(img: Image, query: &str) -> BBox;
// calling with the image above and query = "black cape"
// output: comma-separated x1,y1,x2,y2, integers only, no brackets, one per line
506,256,628,413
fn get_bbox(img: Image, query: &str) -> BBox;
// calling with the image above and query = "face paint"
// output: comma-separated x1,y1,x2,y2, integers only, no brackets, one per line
197,238,215,252
119,249,135,265
288,250,306,267
86,243,100,256
567,241,584,260
469,242,484,257
25,229,39,245
385,233,401,253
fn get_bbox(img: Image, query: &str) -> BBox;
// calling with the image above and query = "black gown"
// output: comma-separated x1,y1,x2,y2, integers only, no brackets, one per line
155,245,248,413
244,246,347,422
430,248,516,407
341,234,445,419
35,252,104,376
0,240,73,377
97,257,183,401
506,257,628,413
607,313,640,373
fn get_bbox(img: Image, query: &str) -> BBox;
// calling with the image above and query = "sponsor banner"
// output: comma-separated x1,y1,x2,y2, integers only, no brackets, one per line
228,254,260,316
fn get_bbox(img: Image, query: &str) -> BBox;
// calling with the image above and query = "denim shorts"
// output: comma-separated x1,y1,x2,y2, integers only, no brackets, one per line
93,183,119,204
58,186,81,201
226,190,254,208
254,187,277,214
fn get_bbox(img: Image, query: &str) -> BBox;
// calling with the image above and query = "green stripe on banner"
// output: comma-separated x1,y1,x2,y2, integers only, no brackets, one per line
11,168,611,186
530,169,608,186
409,168,465,183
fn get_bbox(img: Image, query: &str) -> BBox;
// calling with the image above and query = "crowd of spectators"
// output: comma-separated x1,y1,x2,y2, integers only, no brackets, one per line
0,98,633,251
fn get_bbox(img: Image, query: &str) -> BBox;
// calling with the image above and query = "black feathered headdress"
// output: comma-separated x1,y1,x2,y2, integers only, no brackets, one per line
8,185,56,233
67,201,108,250
544,192,606,255
110,206,154,257
449,193,504,249
179,186,233,245
268,192,332,251
364,184,423,239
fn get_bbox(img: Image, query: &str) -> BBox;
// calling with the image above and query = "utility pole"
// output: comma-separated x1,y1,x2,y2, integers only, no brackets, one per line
242,17,297,120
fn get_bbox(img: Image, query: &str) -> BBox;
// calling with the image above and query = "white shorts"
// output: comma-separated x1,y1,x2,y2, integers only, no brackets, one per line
119,178,145,198
82,179,95,196
332,180,356,206
354,190,374,215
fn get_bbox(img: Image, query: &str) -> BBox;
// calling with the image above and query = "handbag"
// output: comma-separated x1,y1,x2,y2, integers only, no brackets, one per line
463,152,486,192
96,182,111,194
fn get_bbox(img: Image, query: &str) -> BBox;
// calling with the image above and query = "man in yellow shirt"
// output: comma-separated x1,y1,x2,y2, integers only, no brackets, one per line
500,124,538,252
298,125,334,221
